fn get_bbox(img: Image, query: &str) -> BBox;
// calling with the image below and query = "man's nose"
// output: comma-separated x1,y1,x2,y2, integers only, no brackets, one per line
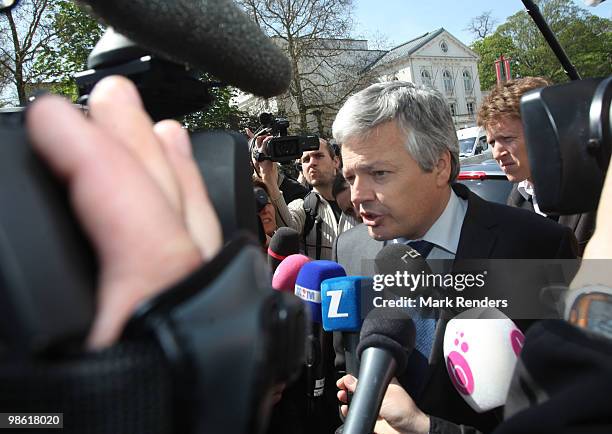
492,142,507,160
351,176,374,208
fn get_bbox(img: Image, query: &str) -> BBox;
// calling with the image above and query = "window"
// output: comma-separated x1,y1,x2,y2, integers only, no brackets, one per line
467,101,474,116
421,69,432,87
463,70,472,94
449,103,456,116
443,70,453,94
440,41,448,53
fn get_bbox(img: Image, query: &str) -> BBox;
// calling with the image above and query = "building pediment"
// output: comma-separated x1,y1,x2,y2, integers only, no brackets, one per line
412,30,478,59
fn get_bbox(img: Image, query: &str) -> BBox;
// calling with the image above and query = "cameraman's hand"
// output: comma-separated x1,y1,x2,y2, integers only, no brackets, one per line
337,375,430,434
571,155,612,289
27,76,222,349
247,129,281,200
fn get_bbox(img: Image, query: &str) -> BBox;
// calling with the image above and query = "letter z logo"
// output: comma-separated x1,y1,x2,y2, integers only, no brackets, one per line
326,290,348,318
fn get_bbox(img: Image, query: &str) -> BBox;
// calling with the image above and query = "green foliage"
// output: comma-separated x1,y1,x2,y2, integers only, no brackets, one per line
471,0,611,90
180,75,258,132
32,0,103,101
31,1,253,130
471,34,517,91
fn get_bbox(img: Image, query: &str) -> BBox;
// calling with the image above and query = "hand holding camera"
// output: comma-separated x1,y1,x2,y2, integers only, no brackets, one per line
28,76,222,349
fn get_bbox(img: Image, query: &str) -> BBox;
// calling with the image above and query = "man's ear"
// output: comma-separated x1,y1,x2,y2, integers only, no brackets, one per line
435,150,452,187
333,155,340,171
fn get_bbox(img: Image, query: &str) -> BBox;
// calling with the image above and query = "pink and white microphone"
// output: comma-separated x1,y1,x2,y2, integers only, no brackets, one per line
443,307,525,413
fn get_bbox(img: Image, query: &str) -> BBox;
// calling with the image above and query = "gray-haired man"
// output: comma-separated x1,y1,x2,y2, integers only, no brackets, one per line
331,81,577,433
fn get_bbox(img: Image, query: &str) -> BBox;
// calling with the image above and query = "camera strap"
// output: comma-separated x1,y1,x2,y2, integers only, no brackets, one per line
303,191,322,260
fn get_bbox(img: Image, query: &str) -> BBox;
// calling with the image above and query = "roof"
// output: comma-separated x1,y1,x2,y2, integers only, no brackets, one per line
369,28,446,69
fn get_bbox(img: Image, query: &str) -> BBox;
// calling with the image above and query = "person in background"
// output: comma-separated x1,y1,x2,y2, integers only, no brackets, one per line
257,137,358,260
253,179,278,247
477,77,595,255
331,173,360,221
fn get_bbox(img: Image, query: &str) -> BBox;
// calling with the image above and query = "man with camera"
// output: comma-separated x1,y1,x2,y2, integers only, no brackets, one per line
477,77,596,255
255,137,359,260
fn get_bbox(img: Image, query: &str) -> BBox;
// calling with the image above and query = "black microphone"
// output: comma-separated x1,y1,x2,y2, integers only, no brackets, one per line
80,0,292,97
267,227,299,273
343,307,416,434
375,243,435,300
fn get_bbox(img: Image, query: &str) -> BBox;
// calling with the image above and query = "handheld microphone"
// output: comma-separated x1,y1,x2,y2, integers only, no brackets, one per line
443,307,525,413
272,254,311,293
374,244,432,297
268,227,300,273
343,307,415,434
374,244,439,398
294,260,346,420
80,0,293,97
321,276,372,376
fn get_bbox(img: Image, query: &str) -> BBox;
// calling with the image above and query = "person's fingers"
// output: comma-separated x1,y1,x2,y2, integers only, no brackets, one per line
245,128,255,139
340,404,348,418
154,120,222,259
344,374,358,392
260,135,272,152
27,93,202,349
88,76,182,211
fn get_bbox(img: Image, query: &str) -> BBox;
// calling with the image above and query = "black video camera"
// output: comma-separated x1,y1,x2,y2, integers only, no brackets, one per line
0,1,306,433
522,76,611,214
250,113,320,163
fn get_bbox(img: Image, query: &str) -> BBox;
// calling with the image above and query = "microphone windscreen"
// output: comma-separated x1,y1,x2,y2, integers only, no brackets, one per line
321,276,371,332
443,307,525,413
272,254,311,293
375,243,430,275
357,307,416,374
80,0,293,97
268,227,299,259
295,260,346,323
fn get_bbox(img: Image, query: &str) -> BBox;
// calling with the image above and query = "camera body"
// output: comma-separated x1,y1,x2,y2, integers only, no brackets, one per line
251,113,320,163
522,76,611,214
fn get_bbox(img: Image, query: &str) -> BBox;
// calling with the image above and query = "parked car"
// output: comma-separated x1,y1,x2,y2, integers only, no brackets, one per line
457,126,488,158
457,159,513,204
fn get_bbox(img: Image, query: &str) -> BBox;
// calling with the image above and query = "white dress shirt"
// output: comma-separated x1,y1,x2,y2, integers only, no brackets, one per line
392,189,468,260
517,180,547,217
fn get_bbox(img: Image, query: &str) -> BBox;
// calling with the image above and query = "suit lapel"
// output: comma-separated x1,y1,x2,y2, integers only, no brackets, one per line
453,183,499,259
507,184,534,212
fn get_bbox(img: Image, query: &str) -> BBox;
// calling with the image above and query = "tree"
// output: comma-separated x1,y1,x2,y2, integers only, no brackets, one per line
0,0,56,105
237,0,376,135
465,11,498,40
472,0,611,90
471,33,517,91
32,0,104,101
181,74,258,132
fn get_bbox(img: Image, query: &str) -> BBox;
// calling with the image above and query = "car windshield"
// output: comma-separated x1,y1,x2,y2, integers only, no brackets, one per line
459,138,476,154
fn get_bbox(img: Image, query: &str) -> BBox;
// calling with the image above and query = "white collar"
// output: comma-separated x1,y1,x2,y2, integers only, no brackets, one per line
393,189,466,255
517,179,535,201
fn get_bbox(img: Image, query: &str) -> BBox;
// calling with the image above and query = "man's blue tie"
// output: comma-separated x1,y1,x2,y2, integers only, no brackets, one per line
401,240,437,399
408,240,435,259
407,240,437,358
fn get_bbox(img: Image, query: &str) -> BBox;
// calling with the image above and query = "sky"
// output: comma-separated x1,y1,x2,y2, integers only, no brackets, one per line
353,0,612,48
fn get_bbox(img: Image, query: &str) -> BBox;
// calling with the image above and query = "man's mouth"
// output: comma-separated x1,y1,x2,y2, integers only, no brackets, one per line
360,211,384,226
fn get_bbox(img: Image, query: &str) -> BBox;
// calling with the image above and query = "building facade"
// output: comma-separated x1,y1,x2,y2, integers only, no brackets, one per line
236,28,482,134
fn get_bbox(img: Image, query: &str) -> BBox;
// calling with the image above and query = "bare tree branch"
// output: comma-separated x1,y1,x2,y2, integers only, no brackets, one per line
465,10,498,40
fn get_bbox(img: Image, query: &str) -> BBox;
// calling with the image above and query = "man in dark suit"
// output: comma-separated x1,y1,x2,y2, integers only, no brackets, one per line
477,77,595,255
330,81,578,433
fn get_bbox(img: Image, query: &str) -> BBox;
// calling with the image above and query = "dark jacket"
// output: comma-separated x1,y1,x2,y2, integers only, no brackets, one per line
332,183,578,433
506,184,595,256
